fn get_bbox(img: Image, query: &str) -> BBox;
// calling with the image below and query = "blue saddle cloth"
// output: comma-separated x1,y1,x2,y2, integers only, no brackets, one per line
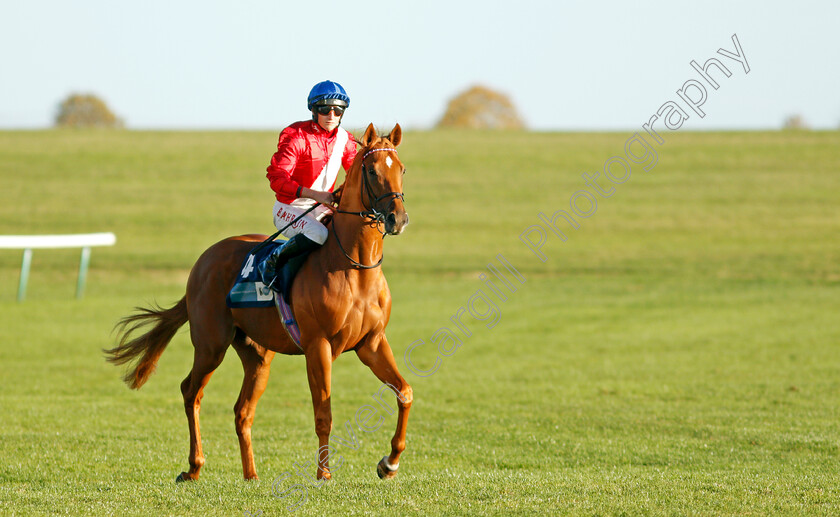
226,240,306,349
226,240,309,308
226,242,282,308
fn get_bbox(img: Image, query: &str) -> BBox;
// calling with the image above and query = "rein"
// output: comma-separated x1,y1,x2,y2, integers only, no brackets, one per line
332,146,404,269
250,204,319,256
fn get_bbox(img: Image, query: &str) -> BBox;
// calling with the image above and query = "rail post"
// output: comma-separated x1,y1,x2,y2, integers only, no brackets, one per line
0,233,116,302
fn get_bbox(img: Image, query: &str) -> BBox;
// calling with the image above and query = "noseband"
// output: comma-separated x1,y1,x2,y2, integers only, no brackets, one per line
333,146,405,269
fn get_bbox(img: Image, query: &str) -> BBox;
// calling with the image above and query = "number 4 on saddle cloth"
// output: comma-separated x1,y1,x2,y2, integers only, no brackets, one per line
225,240,308,347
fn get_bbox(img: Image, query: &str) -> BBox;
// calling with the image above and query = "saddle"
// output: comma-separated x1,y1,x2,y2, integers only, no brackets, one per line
226,240,312,348
226,241,311,308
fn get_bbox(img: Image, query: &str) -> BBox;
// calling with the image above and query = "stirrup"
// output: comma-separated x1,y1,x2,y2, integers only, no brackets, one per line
258,255,281,291
263,275,280,292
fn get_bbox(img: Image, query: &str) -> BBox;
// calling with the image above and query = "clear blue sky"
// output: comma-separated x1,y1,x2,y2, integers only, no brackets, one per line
1,0,838,130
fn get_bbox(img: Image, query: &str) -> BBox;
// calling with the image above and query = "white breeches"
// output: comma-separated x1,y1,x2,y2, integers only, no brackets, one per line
272,201,331,244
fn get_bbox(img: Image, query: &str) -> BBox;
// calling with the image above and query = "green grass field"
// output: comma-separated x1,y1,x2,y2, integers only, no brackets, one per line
0,128,838,516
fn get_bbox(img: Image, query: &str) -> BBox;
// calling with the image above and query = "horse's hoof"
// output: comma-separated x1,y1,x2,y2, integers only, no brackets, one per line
175,472,190,483
376,456,399,480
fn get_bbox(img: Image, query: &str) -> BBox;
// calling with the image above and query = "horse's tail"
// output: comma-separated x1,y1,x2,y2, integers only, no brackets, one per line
104,296,189,390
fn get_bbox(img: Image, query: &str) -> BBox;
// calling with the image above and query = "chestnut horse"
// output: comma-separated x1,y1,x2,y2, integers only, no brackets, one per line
105,123,412,482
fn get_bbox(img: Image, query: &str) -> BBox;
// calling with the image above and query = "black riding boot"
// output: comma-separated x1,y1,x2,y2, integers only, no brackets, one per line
258,234,321,292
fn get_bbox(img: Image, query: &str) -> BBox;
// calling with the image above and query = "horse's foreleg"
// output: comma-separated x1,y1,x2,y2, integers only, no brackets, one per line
232,334,274,480
356,336,413,480
176,348,227,482
305,339,334,480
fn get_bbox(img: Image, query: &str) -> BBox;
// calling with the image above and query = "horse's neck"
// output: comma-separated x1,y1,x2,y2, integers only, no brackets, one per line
326,182,383,274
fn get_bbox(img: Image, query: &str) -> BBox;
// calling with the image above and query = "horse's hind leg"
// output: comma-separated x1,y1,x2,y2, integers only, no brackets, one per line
175,324,232,482
355,336,413,480
232,330,275,480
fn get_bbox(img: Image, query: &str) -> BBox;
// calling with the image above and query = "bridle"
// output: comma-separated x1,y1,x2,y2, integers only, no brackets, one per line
333,146,405,269
335,147,405,227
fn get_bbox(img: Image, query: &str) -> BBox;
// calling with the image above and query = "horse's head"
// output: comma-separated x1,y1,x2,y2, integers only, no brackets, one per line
354,123,409,236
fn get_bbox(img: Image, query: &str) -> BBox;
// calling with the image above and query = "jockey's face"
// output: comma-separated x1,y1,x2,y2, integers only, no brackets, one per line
315,109,342,132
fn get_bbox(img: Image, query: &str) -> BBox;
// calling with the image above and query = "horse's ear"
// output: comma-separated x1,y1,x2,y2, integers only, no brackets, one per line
361,123,377,147
388,123,402,147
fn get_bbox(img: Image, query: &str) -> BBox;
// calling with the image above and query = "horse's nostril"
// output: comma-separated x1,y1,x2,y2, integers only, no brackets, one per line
386,213,397,226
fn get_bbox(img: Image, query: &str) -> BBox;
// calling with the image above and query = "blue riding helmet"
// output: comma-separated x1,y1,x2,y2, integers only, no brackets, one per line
307,80,350,110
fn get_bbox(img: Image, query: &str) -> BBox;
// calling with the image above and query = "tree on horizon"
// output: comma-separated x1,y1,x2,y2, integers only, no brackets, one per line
55,93,124,128
436,85,525,130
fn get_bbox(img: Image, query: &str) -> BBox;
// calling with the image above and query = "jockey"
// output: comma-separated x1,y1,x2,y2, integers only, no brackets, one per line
259,80,357,291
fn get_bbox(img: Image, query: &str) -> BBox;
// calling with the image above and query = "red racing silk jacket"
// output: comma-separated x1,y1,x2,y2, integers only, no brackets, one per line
266,120,357,204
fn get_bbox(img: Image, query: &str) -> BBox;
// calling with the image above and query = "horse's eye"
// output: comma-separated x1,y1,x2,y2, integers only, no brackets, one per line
368,167,377,176
402,168,406,175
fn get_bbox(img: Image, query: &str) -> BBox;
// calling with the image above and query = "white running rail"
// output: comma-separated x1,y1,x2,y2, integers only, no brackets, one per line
0,232,116,301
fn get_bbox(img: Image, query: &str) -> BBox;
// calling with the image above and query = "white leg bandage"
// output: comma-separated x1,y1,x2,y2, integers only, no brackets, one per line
381,456,399,471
